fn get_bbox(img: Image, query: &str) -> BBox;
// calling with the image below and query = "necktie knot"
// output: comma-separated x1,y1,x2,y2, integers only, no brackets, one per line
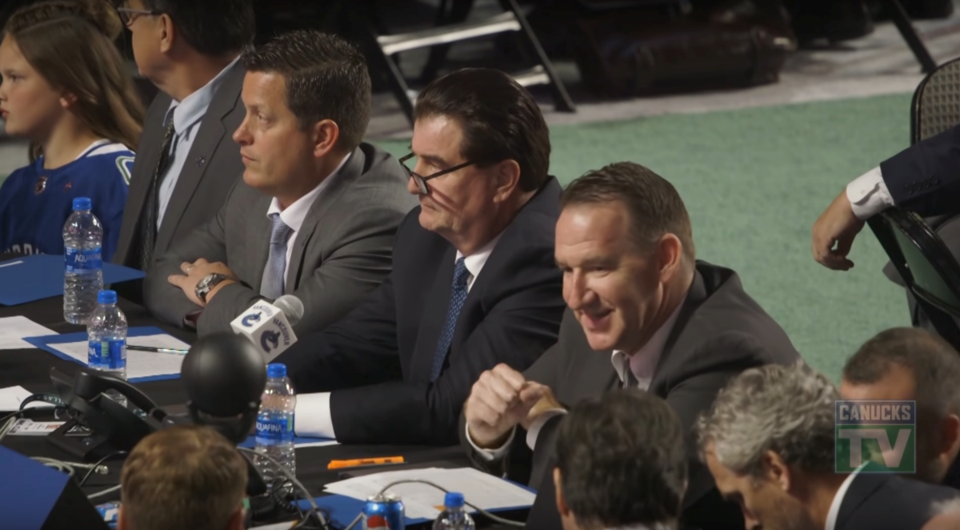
269,214,292,245
452,257,469,287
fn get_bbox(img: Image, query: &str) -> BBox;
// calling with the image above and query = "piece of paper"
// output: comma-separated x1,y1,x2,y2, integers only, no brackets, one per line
0,385,53,411
0,316,57,350
47,334,190,380
323,467,536,520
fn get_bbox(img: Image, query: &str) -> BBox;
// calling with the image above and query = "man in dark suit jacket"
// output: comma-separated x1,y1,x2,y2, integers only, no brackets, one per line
113,0,254,288
144,31,415,336
274,68,566,445
840,327,960,491
811,124,960,332
462,162,800,530
700,364,959,530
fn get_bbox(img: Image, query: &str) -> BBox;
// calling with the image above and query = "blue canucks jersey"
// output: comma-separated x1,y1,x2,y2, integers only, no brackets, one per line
0,140,134,261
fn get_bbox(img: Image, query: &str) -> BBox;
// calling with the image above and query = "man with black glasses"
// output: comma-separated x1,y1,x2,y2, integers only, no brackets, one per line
275,68,565,445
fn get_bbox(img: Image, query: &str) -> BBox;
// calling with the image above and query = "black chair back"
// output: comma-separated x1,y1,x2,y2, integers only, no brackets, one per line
912,56,960,144
868,208,960,348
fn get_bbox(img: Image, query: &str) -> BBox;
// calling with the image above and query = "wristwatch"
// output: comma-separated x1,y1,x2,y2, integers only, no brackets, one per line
195,273,228,304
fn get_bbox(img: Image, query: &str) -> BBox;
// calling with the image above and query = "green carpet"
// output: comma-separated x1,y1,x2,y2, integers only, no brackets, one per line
375,93,916,382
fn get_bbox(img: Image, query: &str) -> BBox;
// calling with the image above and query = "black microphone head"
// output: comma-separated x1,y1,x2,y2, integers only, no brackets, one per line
182,333,266,417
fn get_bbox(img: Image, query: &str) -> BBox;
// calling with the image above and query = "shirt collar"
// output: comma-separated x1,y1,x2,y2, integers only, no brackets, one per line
266,153,351,231
166,55,241,134
610,299,685,385
455,230,506,280
607,524,674,530
824,464,865,530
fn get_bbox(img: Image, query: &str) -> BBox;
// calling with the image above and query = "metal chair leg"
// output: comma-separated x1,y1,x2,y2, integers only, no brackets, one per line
881,0,938,73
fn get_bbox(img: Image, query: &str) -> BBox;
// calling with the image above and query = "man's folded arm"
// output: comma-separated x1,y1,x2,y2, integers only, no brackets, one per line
879,123,960,217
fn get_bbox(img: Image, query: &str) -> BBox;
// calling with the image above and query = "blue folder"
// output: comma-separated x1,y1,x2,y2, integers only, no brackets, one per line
0,254,144,306
23,327,181,383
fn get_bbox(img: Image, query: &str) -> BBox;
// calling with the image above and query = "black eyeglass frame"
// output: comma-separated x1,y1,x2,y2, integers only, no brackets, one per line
399,153,475,195
116,7,163,27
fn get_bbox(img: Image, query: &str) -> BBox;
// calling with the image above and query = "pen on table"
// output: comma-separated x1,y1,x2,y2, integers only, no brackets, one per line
126,345,190,355
327,456,405,470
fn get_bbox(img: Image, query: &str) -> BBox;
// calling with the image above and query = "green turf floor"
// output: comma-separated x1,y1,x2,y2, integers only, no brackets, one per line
376,93,916,382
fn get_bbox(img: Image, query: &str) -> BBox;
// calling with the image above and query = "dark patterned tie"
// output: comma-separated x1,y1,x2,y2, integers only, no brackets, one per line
138,111,177,271
431,257,469,381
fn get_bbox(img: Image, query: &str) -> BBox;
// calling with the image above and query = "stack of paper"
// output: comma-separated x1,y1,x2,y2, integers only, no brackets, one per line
0,317,57,350
323,467,536,520
44,333,190,380
0,386,53,411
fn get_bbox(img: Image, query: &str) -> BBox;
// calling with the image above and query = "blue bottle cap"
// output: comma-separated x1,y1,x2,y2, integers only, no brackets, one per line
72,197,92,211
97,290,117,304
267,363,287,378
444,492,464,509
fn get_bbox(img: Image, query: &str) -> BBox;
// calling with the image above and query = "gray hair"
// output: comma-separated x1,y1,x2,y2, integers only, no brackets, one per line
695,362,838,476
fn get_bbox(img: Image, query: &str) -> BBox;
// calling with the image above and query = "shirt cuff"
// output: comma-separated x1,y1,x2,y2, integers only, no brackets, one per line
846,166,894,220
465,422,515,462
525,409,567,451
294,392,337,439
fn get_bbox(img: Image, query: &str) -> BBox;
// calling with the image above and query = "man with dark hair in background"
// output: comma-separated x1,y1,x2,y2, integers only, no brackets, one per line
275,68,566,445
840,327,960,490
461,161,800,529
112,0,253,287
144,30,415,335
554,389,687,530
118,425,248,530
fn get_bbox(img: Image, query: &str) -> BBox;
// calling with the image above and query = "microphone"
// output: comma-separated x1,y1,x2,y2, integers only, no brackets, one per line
229,294,303,362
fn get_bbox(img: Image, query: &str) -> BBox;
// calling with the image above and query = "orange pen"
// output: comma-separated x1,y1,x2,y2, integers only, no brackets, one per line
327,456,406,470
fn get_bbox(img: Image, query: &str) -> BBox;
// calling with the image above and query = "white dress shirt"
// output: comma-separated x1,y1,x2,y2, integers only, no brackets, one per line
824,466,864,530
846,166,894,221
294,231,506,439
467,299,685,461
156,55,240,228
264,153,350,292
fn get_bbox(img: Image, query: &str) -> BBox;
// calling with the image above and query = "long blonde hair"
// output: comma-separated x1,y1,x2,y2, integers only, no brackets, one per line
4,0,145,161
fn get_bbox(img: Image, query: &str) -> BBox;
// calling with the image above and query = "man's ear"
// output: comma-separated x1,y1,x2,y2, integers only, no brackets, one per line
227,505,245,530
553,468,571,517
656,233,684,284
158,13,175,54
116,505,128,530
311,119,340,159
491,159,521,204
940,414,960,459
762,450,791,492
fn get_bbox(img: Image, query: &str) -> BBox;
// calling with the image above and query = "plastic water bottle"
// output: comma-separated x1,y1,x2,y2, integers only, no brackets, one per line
87,290,128,406
255,363,296,487
63,197,103,324
433,492,475,530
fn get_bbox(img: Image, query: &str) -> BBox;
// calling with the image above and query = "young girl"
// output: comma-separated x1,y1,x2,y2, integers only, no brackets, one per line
0,0,144,261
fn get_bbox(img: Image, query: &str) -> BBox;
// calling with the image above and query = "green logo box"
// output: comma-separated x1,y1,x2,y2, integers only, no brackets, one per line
835,400,916,473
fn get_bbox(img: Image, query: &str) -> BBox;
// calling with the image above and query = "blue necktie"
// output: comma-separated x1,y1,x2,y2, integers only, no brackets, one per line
431,257,469,381
260,214,292,299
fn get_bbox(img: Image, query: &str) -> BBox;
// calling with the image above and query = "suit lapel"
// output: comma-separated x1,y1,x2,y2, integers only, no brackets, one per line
412,247,458,382
247,193,274,295
650,269,708,389
835,473,884,530
155,61,245,254
284,147,365,290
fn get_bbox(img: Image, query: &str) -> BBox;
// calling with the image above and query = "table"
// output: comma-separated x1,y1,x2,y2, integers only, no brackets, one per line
0,276,507,527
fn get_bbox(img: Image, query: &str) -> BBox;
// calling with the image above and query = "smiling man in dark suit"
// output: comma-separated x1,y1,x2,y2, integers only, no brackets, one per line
112,0,253,282
274,68,566,445
461,162,800,530
143,31,415,335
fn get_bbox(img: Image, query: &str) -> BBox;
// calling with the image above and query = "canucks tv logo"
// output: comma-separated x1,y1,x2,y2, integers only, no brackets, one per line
835,400,915,473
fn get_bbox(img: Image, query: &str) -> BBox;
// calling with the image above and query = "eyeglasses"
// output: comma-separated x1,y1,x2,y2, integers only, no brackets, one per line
116,7,162,27
399,153,474,195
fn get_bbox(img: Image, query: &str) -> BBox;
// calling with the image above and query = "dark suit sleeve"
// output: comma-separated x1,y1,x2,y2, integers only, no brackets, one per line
142,187,231,327
279,274,402,393
880,124,960,216
328,269,563,445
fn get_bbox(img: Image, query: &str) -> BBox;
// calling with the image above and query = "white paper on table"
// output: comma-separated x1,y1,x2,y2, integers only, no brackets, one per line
323,467,536,520
0,316,57,350
48,334,191,380
0,385,54,411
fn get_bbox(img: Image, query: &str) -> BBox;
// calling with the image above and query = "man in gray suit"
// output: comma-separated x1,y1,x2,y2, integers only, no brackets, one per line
460,162,800,530
143,30,416,336
113,0,254,280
